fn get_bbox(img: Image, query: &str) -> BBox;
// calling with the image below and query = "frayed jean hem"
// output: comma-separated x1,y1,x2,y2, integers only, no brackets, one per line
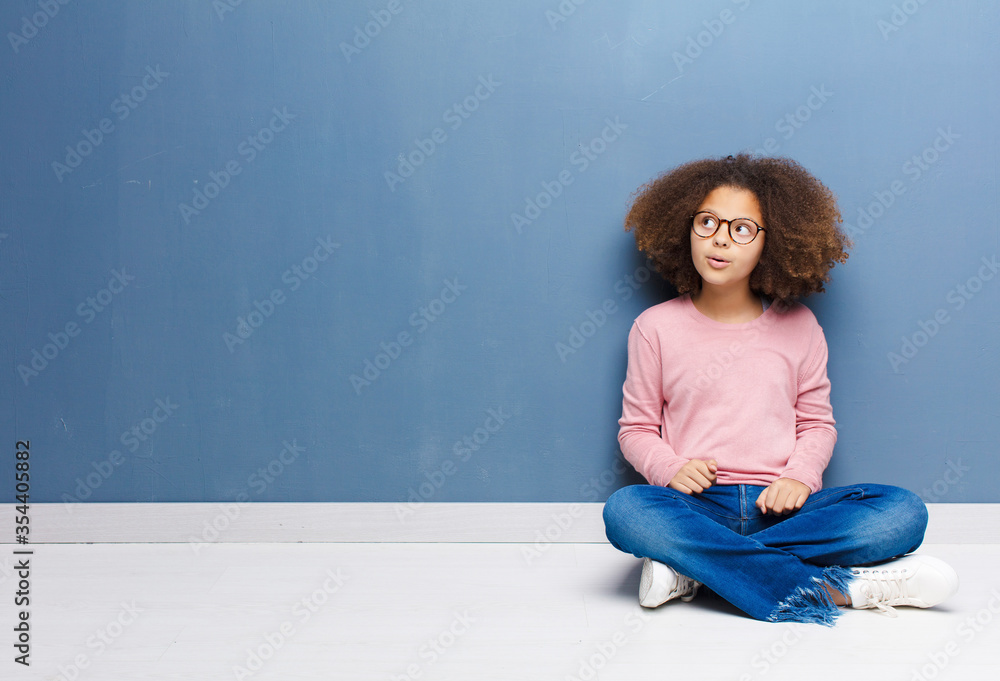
766,565,855,626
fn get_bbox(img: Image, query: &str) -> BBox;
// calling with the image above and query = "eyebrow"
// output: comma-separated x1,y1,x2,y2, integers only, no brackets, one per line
697,208,762,222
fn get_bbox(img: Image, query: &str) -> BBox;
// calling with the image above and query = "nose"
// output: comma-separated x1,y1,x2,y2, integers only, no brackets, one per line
712,220,733,247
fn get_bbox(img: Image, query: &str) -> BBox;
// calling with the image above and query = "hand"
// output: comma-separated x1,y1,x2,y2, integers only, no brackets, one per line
755,478,810,516
668,459,717,495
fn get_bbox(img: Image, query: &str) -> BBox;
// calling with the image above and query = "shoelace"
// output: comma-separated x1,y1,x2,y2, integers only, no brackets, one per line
669,575,701,602
854,567,912,617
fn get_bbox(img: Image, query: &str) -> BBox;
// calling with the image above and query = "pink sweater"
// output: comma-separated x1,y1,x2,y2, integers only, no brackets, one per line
618,293,837,494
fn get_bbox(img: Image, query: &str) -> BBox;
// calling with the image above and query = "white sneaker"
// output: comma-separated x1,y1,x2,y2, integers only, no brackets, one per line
638,557,701,608
847,554,959,617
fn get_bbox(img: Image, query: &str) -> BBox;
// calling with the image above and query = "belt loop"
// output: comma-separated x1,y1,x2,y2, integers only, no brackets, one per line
738,484,747,534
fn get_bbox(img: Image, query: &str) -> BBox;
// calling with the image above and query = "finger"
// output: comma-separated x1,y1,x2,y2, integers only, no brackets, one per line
763,486,781,514
771,489,788,515
781,487,801,514
688,469,713,490
690,461,712,477
686,479,705,494
778,486,795,513
784,488,805,515
755,488,768,513
675,478,701,494
792,490,808,511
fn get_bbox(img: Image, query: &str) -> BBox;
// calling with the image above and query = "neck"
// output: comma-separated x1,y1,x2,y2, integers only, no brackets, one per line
691,284,762,323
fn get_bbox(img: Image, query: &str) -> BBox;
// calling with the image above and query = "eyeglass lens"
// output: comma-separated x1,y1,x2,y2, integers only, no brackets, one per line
692,211,760,244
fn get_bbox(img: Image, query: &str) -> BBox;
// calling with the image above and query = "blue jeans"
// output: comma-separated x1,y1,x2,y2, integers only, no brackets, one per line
603,483,928,625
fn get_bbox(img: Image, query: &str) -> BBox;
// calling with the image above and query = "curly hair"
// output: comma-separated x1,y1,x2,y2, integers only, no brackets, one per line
624,154,851,304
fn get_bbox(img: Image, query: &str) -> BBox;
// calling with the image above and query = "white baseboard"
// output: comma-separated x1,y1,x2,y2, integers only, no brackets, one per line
1,502,997,544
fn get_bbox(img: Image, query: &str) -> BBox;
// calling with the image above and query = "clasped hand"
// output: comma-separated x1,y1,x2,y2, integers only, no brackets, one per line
667,459,811,516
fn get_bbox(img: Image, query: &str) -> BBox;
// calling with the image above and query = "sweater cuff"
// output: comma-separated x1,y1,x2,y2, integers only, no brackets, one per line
778,470,822,495
647,457,687,488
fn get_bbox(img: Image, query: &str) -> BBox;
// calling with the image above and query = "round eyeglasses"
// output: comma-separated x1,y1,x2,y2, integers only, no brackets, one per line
690,211,765,245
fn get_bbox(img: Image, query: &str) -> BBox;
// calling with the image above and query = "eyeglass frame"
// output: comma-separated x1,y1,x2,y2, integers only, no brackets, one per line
689,210,765,245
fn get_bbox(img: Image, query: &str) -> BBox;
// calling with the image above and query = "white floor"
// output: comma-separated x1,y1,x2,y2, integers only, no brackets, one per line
3,542,998,680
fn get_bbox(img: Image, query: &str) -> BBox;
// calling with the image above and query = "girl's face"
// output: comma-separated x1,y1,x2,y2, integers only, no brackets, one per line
690,185,766,295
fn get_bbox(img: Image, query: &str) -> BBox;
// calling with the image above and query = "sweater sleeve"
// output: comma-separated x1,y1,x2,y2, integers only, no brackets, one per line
780,326,838,493
617,321,689,487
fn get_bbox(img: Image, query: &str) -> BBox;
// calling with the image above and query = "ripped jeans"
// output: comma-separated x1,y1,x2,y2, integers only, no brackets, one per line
602,483,928,625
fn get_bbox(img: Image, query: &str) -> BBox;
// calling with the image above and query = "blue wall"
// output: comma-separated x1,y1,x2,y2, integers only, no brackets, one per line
1,1,997,504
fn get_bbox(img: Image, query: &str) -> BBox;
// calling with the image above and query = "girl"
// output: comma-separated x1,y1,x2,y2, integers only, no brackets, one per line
602,154,958,625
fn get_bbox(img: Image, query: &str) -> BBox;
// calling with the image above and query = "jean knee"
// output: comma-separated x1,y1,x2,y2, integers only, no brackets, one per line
602,484,681,553
897,487,929,541
603,485,643,531
886,485,928,527
872,484,928,551
603,486,634,549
